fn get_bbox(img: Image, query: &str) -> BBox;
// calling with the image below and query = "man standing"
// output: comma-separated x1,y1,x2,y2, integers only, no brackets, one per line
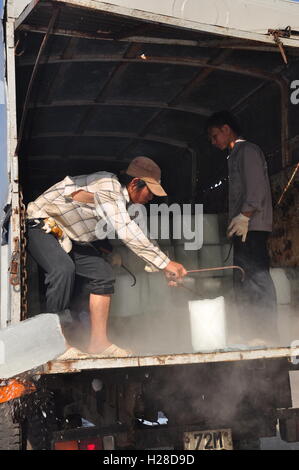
26,156,187,359
206,111,278,346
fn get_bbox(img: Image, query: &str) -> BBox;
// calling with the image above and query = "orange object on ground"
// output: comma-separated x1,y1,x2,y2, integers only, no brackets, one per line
54,441,79,451
0,379,36,404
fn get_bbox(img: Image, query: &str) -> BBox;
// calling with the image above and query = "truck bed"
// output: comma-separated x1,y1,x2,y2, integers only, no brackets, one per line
42,346,295,374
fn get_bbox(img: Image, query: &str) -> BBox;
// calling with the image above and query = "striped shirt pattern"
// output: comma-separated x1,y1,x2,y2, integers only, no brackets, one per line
27,172,170,270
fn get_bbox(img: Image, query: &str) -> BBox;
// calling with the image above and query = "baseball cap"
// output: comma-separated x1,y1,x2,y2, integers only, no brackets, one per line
126,156,167,197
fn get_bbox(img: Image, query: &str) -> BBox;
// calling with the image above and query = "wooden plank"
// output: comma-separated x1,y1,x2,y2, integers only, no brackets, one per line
42,346,296,375
28,131,190,149
16,54,279,82
18,24,296,55
27,99,212,117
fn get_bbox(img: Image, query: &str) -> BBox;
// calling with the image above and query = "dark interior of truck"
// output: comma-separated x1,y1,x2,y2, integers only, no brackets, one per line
14,0,299,355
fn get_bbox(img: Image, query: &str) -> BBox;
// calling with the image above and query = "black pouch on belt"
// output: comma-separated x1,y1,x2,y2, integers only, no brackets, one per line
26,218,45,229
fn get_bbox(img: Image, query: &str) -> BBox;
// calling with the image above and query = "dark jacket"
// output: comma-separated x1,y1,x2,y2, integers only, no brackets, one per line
228,140,273,232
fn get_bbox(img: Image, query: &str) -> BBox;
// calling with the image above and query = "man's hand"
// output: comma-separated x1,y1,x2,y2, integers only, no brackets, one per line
227,213,250,242
163,261,187,287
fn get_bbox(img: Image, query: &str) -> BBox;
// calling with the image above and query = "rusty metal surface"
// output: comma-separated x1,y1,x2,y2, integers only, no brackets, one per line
47,0,299,48
42,346,295,375
270,165,299,267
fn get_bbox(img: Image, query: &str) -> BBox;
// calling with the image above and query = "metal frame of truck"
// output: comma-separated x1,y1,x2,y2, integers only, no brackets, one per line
1,0,299,450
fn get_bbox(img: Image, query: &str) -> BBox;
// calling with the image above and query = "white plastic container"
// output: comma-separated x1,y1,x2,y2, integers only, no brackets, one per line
221,244,234,276
270,268,291,305
188,296,227,351
174,245,198,270
110,273,143,317
203,214,220,245
0,314,66,379
197,245,223,277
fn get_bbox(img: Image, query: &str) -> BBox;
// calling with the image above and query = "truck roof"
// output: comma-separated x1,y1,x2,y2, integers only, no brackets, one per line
14,0,299,47
14,0,299,199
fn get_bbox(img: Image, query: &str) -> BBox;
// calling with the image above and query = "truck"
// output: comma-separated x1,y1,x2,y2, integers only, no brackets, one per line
1,0,299,451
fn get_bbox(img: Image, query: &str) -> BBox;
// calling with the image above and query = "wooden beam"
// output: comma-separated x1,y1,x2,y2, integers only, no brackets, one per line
170,49,232,106
289,134,299,151
231,82,268,113
127,36,299,54
17,54,280,82
75,43,143,135
39,38,81,104
28,155,132,162
16,6,61,155
117,108,163,158
28,99,213,117
41,347,297,374
279,77,291,168
112,23,156,41
116,49,224,157
27,131,190,149
17,24,299,55
231,61,287,113
94,44,141,103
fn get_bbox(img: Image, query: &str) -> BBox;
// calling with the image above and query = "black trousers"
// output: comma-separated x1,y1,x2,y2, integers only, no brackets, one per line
233,231,279,344
27,224,115,313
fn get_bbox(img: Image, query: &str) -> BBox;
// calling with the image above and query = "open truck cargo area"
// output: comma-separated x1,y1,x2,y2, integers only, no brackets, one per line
1,0,299,450
14,0,299,364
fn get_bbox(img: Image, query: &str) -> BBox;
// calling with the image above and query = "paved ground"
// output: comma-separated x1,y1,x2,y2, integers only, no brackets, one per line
260,424,299,450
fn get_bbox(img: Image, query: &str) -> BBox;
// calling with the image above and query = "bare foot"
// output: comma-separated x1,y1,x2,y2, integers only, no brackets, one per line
86,341,112,354
87,344,134,357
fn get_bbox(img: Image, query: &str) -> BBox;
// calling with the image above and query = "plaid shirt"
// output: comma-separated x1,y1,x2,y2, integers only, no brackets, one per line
27,172,170,270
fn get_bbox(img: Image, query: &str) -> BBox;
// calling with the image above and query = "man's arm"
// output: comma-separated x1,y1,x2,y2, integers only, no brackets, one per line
71,190,94,204
71,189,167,267
94,190,170,270
72,188,187,278
228,145,268,242
241,145,267,214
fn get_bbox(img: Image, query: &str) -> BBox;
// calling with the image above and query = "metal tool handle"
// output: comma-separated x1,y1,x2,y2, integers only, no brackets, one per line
187,265,245,282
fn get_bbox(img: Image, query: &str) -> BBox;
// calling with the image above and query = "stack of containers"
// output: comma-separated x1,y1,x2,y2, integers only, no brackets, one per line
197,214,222,275
270,268,292,345
172,214,199,271
187,214,232,352
109,238,145,318
109,213,235,318
109,216,176,318
145,215,176,316
171,213,234,296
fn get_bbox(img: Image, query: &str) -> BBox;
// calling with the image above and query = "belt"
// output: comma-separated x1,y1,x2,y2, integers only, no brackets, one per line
26,218,45,228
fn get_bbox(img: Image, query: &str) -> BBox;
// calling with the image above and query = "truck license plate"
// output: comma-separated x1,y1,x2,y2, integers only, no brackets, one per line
184,429,233,450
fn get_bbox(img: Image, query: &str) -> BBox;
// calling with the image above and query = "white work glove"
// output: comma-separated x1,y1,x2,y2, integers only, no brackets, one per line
227,213,250,242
